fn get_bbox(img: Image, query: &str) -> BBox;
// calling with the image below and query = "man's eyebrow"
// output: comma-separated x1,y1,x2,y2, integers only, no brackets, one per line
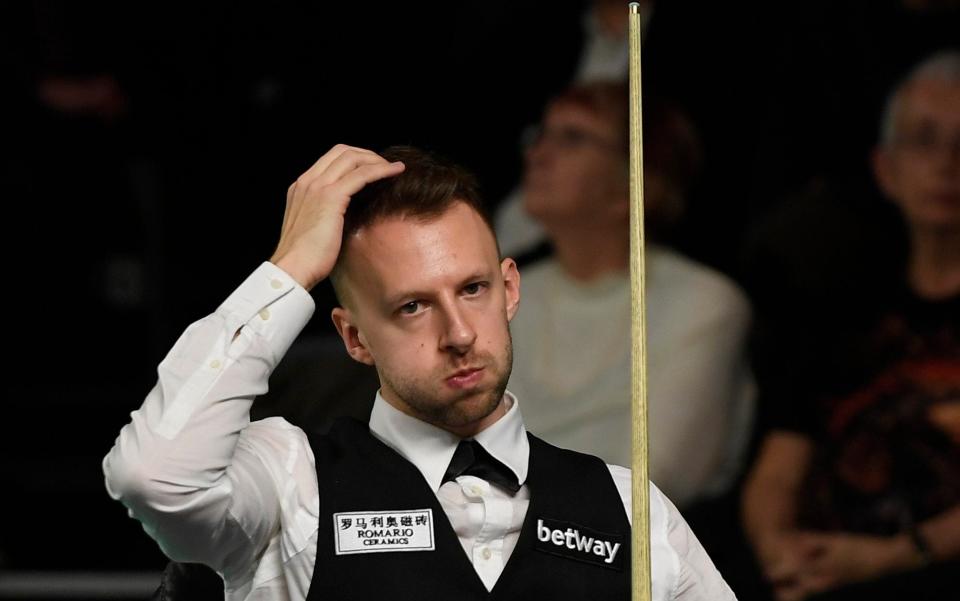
383,289,430,309
382,270,494,308
456,270,495,288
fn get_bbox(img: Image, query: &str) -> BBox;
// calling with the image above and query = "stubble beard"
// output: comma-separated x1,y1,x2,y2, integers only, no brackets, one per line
383,331,514,431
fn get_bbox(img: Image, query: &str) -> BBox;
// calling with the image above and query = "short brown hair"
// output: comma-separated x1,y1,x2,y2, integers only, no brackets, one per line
330,145,497,306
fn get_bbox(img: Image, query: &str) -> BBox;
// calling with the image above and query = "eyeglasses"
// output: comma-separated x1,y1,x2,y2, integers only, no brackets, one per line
520,123,623,153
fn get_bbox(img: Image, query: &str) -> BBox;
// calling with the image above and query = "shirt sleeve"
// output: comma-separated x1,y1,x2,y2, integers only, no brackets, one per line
608,467,738,601
102,262,316,583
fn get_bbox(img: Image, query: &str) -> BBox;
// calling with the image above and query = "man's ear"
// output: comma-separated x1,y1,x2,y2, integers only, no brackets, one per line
331,307,375,366
501,258,521,322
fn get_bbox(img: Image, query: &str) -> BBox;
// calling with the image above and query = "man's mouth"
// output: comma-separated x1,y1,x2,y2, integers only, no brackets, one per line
445,367,485,389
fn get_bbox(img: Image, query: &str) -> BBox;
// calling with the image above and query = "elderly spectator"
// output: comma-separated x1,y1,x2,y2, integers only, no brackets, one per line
742,50,960,601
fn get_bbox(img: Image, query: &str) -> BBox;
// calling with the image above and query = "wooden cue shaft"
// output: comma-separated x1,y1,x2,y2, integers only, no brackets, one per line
628,3,651,601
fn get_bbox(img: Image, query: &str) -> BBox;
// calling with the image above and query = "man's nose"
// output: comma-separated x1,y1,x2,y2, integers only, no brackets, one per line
439,304,477,355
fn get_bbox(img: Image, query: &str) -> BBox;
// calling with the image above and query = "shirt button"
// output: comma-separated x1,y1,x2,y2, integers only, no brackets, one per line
481,547,492,560
258,308,271,321
270,278,283,289
209,359,222,369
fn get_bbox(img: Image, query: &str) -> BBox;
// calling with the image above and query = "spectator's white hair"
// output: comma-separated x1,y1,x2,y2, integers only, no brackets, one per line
880,50,960,146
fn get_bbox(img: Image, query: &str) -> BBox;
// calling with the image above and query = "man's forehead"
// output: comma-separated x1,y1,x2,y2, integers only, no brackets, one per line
350,202,494,250
342,203,499,297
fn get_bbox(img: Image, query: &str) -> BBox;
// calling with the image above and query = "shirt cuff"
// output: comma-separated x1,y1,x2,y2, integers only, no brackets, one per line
215,262,316,363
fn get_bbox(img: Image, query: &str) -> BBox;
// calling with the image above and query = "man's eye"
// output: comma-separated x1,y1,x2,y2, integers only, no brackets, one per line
399,301,421,315
464,282,485,295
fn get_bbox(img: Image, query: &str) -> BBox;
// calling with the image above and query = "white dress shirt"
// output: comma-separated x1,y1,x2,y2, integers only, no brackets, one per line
103,261,736,601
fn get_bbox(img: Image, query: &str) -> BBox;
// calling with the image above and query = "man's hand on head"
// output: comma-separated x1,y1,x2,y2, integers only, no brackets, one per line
269,145,405,291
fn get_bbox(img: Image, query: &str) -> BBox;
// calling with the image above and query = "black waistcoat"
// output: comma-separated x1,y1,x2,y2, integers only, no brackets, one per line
305,418,630,600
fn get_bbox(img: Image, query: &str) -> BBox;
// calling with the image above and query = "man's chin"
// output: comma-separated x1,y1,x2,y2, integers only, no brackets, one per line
457,389,503,417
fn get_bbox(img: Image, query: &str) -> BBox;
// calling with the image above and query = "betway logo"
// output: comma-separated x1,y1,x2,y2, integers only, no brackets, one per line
537,519,622,565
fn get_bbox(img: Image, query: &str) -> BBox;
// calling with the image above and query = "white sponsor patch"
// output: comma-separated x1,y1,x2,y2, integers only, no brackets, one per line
333,509,435,555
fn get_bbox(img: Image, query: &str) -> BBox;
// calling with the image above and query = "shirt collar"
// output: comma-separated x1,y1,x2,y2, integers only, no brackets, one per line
368,390,530,493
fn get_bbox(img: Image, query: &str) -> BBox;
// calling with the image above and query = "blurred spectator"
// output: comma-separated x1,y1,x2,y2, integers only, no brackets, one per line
495,0,651,259
742,50,960,601
496,0,800,280
507,81,755,509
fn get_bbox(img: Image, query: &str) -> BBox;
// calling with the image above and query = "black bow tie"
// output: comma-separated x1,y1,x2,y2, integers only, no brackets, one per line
442,439,521,494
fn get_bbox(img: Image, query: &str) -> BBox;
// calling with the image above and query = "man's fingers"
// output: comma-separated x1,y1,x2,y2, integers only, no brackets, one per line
283,155,402,233
299,144,380,185
333,161,406,197
314,150,392,189
292,151,390,211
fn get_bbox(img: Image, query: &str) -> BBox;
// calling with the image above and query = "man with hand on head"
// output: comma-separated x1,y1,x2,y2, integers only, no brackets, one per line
103,144,735,600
